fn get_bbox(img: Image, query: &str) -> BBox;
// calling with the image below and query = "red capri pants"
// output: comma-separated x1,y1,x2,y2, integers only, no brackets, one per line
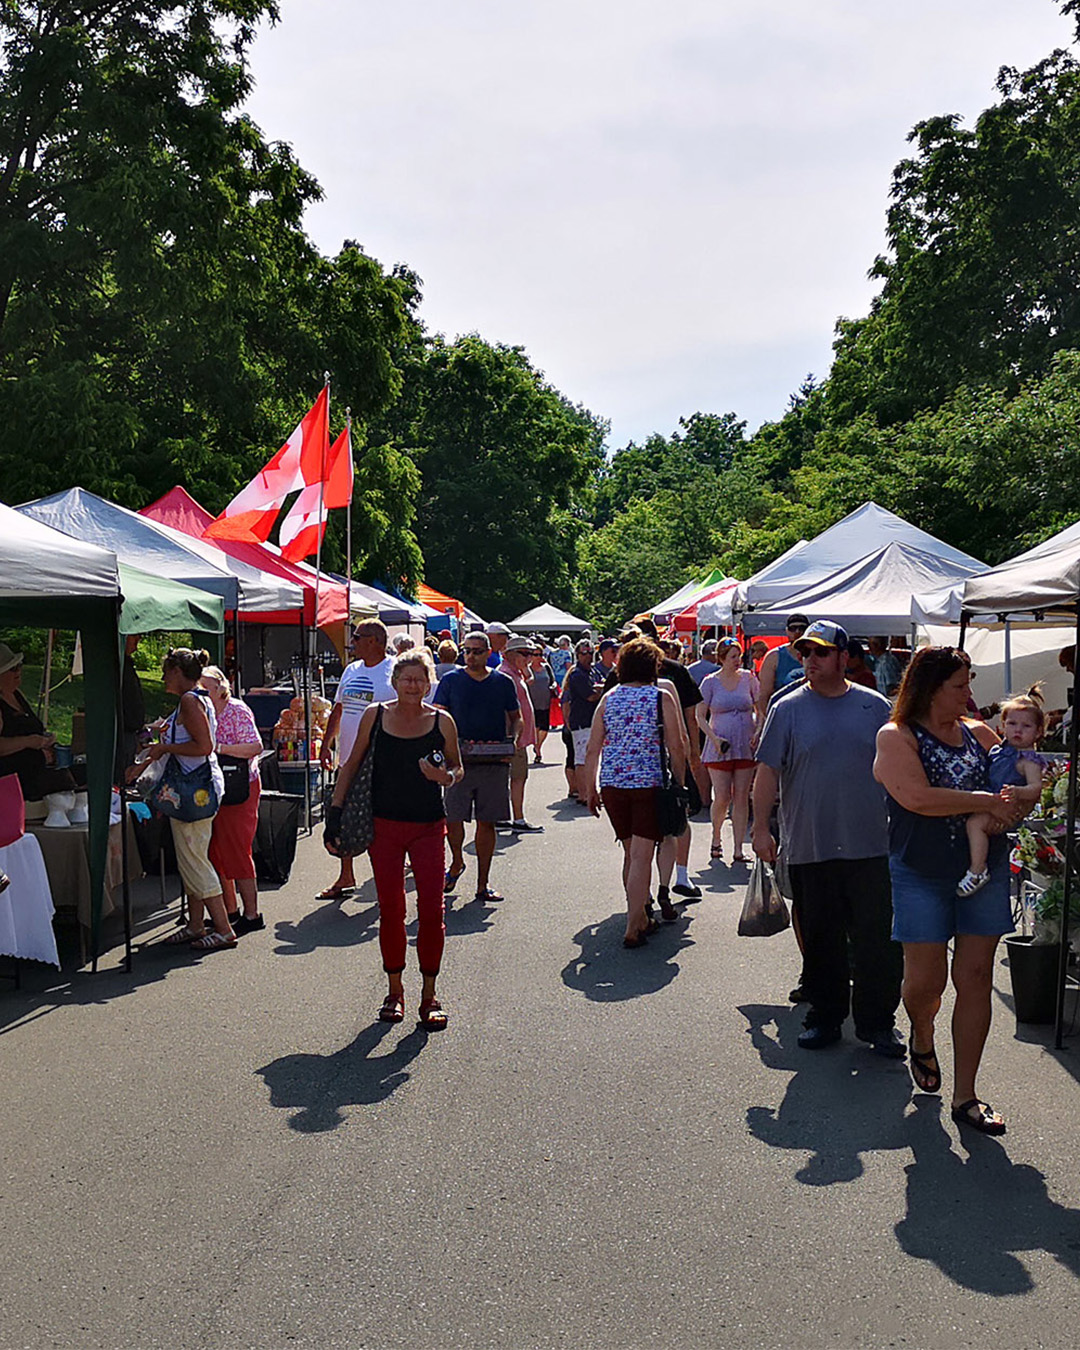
368,816,447,976
208,778,260,881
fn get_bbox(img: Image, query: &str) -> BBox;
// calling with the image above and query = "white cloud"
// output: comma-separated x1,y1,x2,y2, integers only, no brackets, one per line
246,0,1075,443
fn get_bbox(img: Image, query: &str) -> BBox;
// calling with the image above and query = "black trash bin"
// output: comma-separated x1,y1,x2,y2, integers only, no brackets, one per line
253,790,302,884
1005,935,1061,1024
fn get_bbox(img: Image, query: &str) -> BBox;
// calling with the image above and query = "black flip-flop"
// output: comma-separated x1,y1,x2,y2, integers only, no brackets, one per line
474,886,503,903
951,1099,1006,1135
909,1039,941,1094
444,866,466,894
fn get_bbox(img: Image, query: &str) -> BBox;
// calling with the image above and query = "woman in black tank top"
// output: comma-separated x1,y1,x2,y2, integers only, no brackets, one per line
327,650,463,1028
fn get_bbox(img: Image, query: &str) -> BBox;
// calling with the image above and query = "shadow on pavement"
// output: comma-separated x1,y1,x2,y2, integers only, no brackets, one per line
740,1001,912,1184
256,1021,432,1133
273,880,380,956
562,913,693,1002
896,1096,1080,1293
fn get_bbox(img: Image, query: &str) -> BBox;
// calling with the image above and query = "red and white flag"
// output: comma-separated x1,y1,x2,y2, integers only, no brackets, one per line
279,425,354,562
205,388,329,543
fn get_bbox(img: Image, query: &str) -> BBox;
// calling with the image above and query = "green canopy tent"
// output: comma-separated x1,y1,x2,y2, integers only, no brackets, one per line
0,503,122,966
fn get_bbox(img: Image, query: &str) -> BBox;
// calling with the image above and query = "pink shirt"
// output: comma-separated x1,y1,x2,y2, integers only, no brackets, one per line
497,659,536,749
215,697,261,780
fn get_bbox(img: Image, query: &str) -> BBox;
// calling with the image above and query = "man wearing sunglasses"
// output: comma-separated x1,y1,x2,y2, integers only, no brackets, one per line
756,613,810,718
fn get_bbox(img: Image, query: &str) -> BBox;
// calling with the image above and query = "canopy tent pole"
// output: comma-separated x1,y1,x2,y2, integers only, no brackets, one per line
117,660,133,973
39,628,55,725
1054,602,1080,1048
345,408,353,606
1003,617,1013,693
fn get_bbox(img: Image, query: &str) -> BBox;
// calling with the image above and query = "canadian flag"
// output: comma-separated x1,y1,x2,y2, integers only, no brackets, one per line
279,426,354,562
205,388,329,543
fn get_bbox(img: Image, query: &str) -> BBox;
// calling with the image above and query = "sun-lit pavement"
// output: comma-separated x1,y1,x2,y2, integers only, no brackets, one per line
3,763,1080,1349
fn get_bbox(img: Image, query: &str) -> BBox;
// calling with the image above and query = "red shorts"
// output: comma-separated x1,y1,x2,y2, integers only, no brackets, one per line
709,759,755,773
600,786,663,843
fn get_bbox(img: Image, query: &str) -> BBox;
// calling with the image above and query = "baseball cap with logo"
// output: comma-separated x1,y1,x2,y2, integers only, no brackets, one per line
794,620,849,654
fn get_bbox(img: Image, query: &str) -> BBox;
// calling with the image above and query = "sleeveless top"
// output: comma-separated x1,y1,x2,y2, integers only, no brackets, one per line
599,685,663,789
776,645,803,688
371,711,446,822
0,691,51,795
988,743,1048,793
169,689,225,801
887,720,1004,876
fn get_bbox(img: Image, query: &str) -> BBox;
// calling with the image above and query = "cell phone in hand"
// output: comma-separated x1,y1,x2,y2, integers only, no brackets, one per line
426,750,446,769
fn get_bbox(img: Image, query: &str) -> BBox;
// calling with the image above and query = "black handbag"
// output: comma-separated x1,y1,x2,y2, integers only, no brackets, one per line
218,754,251,806
655,691,689,838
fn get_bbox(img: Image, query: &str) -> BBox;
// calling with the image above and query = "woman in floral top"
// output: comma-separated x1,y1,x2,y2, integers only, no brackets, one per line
199,666,265,935
582,638,687,948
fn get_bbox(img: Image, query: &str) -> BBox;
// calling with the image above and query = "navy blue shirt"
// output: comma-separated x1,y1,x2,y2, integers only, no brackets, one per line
433,667,520,741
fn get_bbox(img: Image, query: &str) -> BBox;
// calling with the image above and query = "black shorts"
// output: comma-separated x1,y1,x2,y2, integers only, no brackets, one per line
534,708,551,731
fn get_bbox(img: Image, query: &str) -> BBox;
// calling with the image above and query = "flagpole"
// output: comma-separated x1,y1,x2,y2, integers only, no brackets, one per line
306,372,330,832
345,406,353,619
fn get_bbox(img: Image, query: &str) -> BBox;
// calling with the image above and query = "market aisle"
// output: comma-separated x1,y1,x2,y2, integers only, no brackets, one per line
2,766,1080,1349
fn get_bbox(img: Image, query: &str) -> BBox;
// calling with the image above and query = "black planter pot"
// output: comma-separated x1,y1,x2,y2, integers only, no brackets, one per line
1005,935,1061,1025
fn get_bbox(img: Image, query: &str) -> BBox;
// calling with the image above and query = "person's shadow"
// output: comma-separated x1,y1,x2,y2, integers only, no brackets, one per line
896,1097,1080,1293
273,880,381,956
740,1002,913,1184
256,1021,431,1133
562,913,693,1002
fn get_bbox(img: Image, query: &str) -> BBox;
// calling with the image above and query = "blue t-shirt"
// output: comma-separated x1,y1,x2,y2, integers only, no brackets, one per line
433,667,520,741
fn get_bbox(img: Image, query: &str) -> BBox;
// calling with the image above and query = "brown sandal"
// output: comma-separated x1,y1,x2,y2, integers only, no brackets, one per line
378,994,405,1023
419,998,448,1029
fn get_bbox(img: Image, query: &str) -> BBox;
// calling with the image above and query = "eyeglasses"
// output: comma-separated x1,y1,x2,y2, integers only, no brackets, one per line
463,646,488,655
786,624,807,634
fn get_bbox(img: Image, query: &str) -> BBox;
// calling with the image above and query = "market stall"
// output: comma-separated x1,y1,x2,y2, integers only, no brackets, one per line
957,532,1080,1046
0,501,122,964
509,602,591,634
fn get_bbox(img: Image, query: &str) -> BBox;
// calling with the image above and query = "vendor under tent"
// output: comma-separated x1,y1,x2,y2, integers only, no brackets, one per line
956,531,1080,1048
0,502,121,966
740,541,986,638
735,502,983,617
509,602,591,634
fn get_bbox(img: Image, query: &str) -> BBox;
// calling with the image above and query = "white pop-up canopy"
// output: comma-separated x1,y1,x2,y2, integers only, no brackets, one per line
0,500,120,599
509,602,591,632
736,502,983,615
741,541,986,637
961,527,1080,615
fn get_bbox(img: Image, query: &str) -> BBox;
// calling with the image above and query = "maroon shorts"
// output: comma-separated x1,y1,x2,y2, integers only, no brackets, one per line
600,786,663,843
709,758,756,773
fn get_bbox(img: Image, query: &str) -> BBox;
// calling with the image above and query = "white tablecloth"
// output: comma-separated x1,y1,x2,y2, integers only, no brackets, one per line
0,833,60,967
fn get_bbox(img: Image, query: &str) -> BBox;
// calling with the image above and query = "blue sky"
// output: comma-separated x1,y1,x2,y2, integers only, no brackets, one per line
246,1,1075,449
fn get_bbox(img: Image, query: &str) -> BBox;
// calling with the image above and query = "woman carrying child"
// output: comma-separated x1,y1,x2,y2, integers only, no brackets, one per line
958,687,1049,897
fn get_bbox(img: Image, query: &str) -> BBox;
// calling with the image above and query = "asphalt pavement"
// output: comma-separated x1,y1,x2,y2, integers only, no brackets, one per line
2,761,1080,1350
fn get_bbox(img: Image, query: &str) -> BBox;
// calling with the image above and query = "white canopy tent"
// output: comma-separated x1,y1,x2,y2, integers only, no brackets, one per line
740,541,986,637
509,602,591,633
735,502,983,618
0,500,119,599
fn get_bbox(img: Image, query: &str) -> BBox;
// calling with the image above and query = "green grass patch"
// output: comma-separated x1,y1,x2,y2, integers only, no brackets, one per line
18,666,177,745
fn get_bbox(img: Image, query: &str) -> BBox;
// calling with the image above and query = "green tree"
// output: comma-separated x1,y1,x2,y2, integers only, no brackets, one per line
828,46,1080,426
0,3,424,586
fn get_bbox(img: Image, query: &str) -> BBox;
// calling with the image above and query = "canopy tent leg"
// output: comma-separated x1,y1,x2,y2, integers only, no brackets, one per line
1003,618,1013,694
1054,604,1080,1049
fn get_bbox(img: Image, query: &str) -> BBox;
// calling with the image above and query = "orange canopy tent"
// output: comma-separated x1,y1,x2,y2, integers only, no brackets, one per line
416,582,465,620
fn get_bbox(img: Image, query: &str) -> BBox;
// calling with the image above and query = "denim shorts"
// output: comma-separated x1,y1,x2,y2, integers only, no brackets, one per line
889,855,1014,944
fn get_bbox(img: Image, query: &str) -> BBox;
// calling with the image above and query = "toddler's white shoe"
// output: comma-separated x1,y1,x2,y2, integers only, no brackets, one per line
956,869,989,897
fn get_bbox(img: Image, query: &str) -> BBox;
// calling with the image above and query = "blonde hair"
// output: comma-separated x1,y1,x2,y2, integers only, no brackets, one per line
999,684,1046,737
199,664,231,699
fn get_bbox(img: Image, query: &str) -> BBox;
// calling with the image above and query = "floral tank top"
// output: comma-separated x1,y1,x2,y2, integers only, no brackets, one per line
599,685,663,789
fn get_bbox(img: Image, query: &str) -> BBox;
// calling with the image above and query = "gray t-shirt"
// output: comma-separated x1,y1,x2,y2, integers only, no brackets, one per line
755,682,891,865
687,658,721,687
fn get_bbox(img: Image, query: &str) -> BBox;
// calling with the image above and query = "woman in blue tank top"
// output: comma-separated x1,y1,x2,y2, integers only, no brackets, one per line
874,647,1015,1136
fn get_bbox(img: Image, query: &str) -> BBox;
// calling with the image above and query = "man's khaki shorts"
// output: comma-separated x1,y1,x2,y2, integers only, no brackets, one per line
444,763,511,824
509,746,529,783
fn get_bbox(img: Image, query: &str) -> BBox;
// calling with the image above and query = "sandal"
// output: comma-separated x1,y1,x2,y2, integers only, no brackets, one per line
956,870,989,898
622,933,648,948
444,865,466,894
378,994,405,1023
419,998,448,1029
731,854,749,864
316,883,355,900
710,842,723,860
190,930,237,952
951,1098,1006,1135
909,1039,941,1094
162,925,205,946
474,886,503,903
